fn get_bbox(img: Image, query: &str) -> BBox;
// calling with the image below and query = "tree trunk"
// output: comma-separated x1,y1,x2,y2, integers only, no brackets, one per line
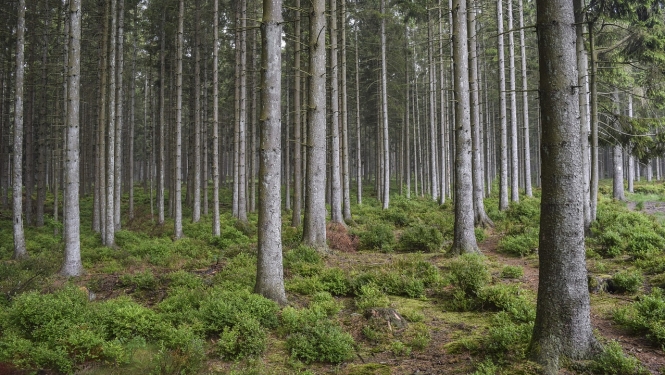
62,0,84,276
212,0,221,236
627,94,634,193
114,0,125,231
589,22,599,222
355,28,362,205
380,0,389,210
496,0,509,210
518,0,532,197
427,9,439,202
468,0,493,228
291,0,302,227
158,10,166,225
530,0,597,370
13,0,27,259
237,0,249,223
191,0,202,222
36,3,50,228
329,0,343,224
105,0,117,247
405,25,411,199
302,0,327,251
612,89,625,201
255,0,287,305
449,0,479,255
438,1,447,204
174,0,184,239
129,10,137,221
574,0,591,229
508,0,519,202
340,0,351,222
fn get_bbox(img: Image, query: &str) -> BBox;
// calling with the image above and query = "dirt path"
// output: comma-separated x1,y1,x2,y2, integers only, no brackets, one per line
479,231,665,374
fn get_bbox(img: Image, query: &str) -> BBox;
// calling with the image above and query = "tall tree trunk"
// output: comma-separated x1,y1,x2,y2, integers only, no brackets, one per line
468,0,493,228
192,0,202,222
237,0,249,223
380,0,390,210
291,0,302,226
497,0,509,210
255,0,287,304
174,0,184,239
302,0,327,250
158,11,166,225
438,1,447,204
507,0,519,202
95,2,105,234
340,0,351,222
36,2,50,228
105,0,117,247
129,10,137,221
518,0,532,197
530,0,597,370
13,0,27,259
450,0,479,255
62,0,84,276
212,0,221,236
427,8,439,202
114,0,125,231
329,0,343,224
589,22,599,222
627,94,634,193
405,25,411,199
355,28,362,205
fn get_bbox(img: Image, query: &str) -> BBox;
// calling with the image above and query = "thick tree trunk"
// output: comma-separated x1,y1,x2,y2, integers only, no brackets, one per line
212,0,221,236
468,0,493,228
291,0,302,227
255,0,287,305
530,0,597,370
174,0,184,239
450,0,479,255
329,0,343,224
62,0,84,276
497,0,509,211
380,0,390,210
302,0,327,251
13,0,27,259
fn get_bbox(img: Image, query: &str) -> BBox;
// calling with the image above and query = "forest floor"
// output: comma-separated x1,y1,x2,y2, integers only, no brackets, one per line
3,183,665,374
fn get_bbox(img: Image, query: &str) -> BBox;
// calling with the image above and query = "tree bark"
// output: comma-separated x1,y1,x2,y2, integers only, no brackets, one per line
291,0,302,227
192,0,202,223
518,0,532,198
507,0,519,202
174,0,184,239
427,9,439,202
496,0,509,211
329,0,343,224
468,0,493,228
530,0,597,370
612,89,625,201
212,0,221,236
340,0,351,222
589,22,599,222
105,0,117,247
355,28,362,205
237,0,249,223
450,0,479,255
13,0,27,259
574,0,591,229
114,0,125,231
627,94,634,193
302,0,328,251
255,0,287,305
379,0,390,210
158,10,166,225
62,0,84,276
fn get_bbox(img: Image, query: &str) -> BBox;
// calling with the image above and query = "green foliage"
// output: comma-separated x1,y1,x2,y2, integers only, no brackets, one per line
358,223,395,252
281,306,355,364
478,285,536,323
588,341,649,375
613,287,665,346
284,245,323,277
355,283,390,310
215,252,258,288
448,254,491,297
397,223,443,252
383,206,412,228
200,288,280,334
500,265,524,279
482,311,533,359
471,359,499,375
496,229,539,257
610,270,643,293
217,314,268,360
118,270,159,291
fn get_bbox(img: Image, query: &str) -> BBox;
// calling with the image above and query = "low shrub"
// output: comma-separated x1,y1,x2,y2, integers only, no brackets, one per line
497,229,538,257
217,314,268,360
613,288,665,346
610,270,643,294
355,283,390,310
397,223,443,253
500,265,524,279
588,341,649,375
358,223,395,252
200,288,280,334
449,254,491,297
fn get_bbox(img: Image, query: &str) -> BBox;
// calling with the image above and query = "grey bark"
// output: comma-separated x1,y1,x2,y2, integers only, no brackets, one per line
302,0,328,251
627,94,634,193
254,0,287,305
95,1,107,234
158,11,166,225
589,23,599,221
105,0,117,247
612,89,624,201
355,28,362,205
36,3,50,228
62,0,84,276
174,0,184,239
468,0,493,228
427,11,439,202
450,0,479,255
574,0,591,228
212,0,221,236
340,0,351,222
508,0,519,202
518,0,532,197
192,0,202,223
114,0,124,230
405,26,411,199
380,0,390,210
237,0,248,223
291,0,302,227
129,12,137,221
13,0,27,259
329,0,343,224
438,1,447,204
530,0,597,370
497,0,509,210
